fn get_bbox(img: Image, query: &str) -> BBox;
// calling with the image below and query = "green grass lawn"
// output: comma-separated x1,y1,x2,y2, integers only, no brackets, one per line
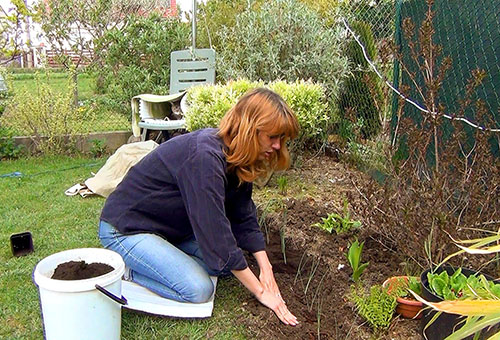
10,72,95,102
0,156,250,339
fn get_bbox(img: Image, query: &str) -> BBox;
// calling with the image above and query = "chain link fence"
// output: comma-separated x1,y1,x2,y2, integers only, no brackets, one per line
337,0,396,142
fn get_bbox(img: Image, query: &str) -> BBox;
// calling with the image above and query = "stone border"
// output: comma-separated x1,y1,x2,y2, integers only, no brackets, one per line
6,131,132,155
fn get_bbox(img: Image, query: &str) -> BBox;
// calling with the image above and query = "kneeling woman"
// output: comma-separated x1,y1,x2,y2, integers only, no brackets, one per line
99,88,299,325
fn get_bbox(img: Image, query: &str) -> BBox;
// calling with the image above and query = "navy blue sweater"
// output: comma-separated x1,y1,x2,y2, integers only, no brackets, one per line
100,128,265,272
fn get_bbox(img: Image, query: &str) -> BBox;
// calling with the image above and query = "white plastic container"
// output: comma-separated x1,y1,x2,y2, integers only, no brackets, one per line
33,248,125,340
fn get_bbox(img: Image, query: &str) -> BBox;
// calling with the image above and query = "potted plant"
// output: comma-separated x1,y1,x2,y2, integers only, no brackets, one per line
411,232,500,340
382,276,423,319
420,265,500,340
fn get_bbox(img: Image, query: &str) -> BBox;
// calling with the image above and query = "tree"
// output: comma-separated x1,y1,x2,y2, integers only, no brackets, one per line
0,0,34,65
35,0,175,106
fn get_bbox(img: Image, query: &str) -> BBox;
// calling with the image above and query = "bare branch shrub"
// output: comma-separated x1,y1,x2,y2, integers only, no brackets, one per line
361,0,499,269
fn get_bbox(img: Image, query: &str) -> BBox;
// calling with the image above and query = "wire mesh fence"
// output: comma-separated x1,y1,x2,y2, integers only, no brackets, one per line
337,0,396,141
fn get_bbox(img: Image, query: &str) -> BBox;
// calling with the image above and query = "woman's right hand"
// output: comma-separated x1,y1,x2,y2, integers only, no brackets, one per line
256,289,299,326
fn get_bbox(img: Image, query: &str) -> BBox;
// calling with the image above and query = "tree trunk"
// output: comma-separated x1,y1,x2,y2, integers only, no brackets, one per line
71,70,78,107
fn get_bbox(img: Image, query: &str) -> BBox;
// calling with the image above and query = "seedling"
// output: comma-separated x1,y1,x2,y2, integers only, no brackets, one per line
312,199,361,234
347,238,369,282
277,175,288,195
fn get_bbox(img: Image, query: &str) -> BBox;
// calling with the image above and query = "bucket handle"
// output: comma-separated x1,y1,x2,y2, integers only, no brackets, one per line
95,284,128,305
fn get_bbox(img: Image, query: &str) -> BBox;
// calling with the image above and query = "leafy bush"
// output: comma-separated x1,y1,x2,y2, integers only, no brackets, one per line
196,0,264,51
185,79,329,149
0,76,97,154
350,284,397,330
94,13,190,113
215,0,349,98
0,128,24,160
88,138,108,158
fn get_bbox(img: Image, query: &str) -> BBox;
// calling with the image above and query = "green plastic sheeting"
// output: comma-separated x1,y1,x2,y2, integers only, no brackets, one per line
392,0,499,157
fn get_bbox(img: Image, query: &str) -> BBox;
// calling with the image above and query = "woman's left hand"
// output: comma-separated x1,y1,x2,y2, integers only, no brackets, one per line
253,251,282,300
259,266,282,299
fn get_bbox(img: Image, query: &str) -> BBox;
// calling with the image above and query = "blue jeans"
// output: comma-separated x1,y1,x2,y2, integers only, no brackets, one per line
99,220,227,303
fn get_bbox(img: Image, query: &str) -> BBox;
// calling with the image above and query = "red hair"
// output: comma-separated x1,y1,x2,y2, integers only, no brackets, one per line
218,88,299,183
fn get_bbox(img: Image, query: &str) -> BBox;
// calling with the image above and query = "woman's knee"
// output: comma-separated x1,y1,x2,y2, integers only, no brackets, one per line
183,275,214,303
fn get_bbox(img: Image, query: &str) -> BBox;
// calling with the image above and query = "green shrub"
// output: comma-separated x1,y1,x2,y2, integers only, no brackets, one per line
216,0,349,98
0,128,24,160
338,20,382,139
185,79,329,149
344,139,390,174
0,76,97,154
350,284,397,331
89,138,108,158
196,0,265,52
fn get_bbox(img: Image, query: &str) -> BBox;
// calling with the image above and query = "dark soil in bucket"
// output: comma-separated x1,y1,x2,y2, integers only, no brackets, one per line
51,261,114,280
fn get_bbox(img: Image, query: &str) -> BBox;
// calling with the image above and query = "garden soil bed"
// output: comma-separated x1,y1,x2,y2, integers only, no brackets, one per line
238,154,423,339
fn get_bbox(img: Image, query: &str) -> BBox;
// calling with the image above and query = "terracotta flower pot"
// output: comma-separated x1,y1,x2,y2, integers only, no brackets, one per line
382,276,423,319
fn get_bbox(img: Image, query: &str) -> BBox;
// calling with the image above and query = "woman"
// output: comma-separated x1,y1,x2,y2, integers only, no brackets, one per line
99,88,299,325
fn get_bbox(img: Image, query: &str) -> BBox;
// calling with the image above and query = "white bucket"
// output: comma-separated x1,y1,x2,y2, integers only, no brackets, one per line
33,248,125,340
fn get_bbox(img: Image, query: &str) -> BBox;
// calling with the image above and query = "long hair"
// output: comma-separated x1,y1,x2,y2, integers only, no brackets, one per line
218,88,299,183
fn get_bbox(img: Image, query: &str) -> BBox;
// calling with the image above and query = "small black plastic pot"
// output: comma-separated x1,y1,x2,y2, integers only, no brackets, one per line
10,231,34,257
421,266,499,340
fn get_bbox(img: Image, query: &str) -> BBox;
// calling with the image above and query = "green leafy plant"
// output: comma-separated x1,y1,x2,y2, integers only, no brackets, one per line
0,129,24,160
350,284,397,331
411,232,500,340
277,175,288,196
387,276,422,298
0,73,95,154
89,138,107,158
338,20,382,139
216,0,349,98
347,238,369,282
94,12,190,113
407,276,423,296
312,199,361,234
427,268,500,301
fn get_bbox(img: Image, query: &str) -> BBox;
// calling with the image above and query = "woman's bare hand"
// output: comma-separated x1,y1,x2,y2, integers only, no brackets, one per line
259,266,281,297
256,289,299,326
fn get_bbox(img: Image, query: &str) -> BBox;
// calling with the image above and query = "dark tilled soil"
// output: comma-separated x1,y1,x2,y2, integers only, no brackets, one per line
51,261,114,280
239,155,423,339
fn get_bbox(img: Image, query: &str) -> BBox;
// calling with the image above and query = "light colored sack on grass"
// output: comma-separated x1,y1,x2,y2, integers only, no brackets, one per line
85,140,158,197
65,140,159,198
